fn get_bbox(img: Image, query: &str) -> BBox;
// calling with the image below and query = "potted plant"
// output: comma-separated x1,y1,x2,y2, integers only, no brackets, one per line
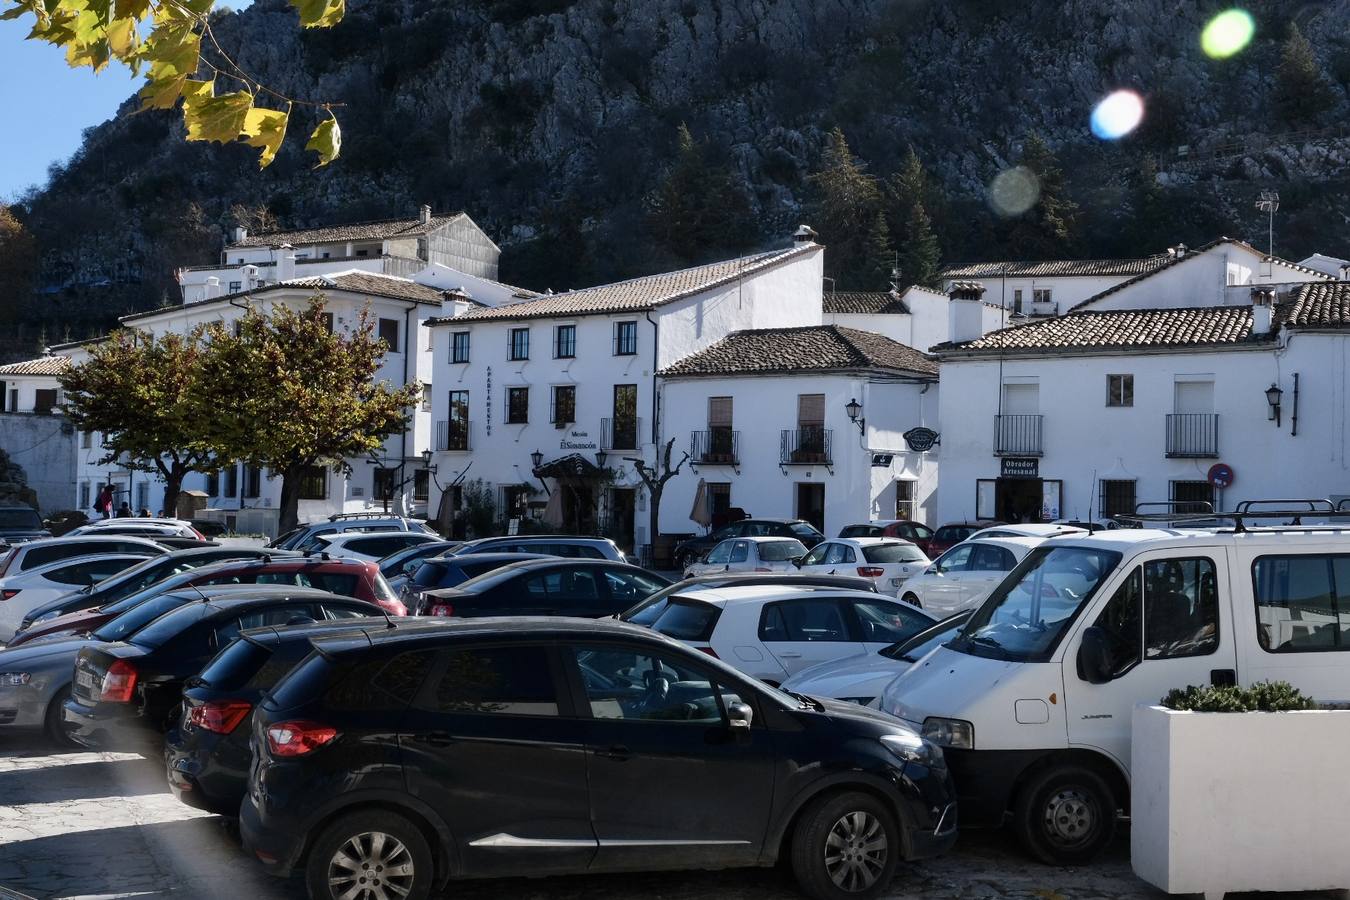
1131,681,1349,899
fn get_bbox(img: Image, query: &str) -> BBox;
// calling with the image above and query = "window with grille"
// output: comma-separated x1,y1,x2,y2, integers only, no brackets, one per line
554,325,576,359
895,480,916,520
79,482,91,510
244,465,262,499
321,313,334,334
708,482,731,521
1099,480,1136,519
612,384,637,448
1170,480,1214,514
507,387,529,424
136,482,149,512
552,385,576,425
206,470,220,497
33,389,57,415
374,467,398,501
378,319,400,352
299,465,328,500
614,321,638,356
509,328,530,361
1107,374,1133,407
451,332,470,363
447,391,470,450
228,281,241,293
224,465,238,499
414,469,429,501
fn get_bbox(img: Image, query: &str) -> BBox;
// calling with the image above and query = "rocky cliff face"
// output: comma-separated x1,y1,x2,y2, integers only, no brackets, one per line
8,0,1350,356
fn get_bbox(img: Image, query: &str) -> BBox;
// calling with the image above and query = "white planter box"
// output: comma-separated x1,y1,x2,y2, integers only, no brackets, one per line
1132,704,1350,899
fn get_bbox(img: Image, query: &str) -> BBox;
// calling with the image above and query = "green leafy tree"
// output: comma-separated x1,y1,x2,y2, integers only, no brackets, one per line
646,124,757,264
2,0,343,168
1007,133,1080,258
1275,24,1336,125
812,127,887,289
885,147,942,288
59,328,216,516
200,295,420,532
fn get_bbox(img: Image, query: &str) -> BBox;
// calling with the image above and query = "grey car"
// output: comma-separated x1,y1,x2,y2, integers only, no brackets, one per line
449,535,627,562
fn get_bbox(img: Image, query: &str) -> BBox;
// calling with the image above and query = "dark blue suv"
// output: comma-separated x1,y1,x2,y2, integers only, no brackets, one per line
240,618,956,900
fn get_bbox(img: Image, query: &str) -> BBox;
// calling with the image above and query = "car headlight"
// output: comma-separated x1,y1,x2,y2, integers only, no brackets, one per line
0,673,31,686
921,716,974,749
880,731,936,764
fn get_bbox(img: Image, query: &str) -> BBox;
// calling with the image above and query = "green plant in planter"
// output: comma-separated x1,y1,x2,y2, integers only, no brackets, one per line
1161,680,1316,712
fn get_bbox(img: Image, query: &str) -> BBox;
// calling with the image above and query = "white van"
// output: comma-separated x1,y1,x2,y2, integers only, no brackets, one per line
881,518,1350,866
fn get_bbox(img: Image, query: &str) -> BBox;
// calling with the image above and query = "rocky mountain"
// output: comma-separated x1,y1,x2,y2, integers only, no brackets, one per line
7,0,1350,358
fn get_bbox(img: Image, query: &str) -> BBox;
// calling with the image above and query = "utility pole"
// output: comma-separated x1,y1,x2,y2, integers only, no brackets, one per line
1257,190,1280,258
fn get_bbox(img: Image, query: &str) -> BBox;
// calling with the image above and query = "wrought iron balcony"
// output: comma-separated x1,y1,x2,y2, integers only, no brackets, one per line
691,429,739,466
993,414,1043,456
1166,413,1219,458
780,427,832,466
601,417,642,452
435,419,472,452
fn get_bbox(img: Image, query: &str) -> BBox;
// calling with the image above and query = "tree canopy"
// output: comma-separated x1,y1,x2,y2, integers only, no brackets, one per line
646,124,757,265
885,147,943,288
812,127,888,290
1275,24,1335,125
1006,133,1080,258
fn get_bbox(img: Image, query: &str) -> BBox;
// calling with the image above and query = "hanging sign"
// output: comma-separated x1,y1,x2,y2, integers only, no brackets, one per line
871,454,894,468
1207,462,1235,489
903,427,940,452
1001,457,1039,479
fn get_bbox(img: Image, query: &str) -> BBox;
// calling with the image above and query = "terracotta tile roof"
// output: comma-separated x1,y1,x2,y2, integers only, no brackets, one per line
446,245,815,324
935,305,1269,356
227,212,467,248
823,292,909,315
1283,281,1350,329
943,256,1169,279
0,356,69,376
660,325,937,377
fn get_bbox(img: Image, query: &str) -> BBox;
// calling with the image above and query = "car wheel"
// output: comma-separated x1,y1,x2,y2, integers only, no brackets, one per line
44,686,78,748
1012,765,1117,866
790,790,900,900
901,593,922,608
304,810,434,900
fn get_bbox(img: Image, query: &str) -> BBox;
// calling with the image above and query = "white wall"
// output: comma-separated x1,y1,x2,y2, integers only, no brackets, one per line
946,273,1127,315
413,263,530,307
179,256,391,303
824,312,911,345
1082,244,1325,312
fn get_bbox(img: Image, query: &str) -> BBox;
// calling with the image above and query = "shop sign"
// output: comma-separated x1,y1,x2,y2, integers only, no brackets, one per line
871,454,894,468
1001,457,1039,479
903,427,939,452
561,429,597,451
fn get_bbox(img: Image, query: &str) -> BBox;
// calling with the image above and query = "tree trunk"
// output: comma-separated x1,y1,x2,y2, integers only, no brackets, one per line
648,485,662,552
162,467,185,519
279,465,303,534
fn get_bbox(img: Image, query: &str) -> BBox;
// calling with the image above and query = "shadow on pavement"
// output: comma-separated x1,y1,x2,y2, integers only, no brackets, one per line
0,756,168,803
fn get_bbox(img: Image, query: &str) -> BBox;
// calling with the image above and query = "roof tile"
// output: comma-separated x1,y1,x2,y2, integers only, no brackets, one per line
943,256,1169,279
935,305,1268,355
228,213,465,248
823,291,909,314
660,325,937,377
0,356,69,376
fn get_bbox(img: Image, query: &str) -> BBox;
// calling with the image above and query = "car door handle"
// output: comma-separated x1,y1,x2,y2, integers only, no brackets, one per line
414,731,456,747
596,744,632,761
777,650,802,658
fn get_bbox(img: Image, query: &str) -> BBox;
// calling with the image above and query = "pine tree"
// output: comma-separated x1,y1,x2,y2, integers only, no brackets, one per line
1275,24,1335,125
812,127,887,289
860,211,894,291
886,147,943,288
1008,133,1080,258
646,124,757,264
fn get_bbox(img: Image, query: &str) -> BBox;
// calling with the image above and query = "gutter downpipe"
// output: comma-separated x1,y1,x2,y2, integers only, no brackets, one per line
402,301,417,512
645,310,659,447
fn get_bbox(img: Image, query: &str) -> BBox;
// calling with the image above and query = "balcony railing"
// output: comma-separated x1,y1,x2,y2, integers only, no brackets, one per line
993,414,1043,456
601,417,642,452
1166,413,1219,458
435,419,472,452
691,429,739,465
780,427,832,466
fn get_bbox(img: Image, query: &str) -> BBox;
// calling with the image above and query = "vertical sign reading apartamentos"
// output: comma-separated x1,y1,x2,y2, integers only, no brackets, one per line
485,366,492,436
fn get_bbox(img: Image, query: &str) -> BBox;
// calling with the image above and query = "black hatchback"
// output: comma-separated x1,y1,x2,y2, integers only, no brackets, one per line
240,618,956,900
420,558,670,618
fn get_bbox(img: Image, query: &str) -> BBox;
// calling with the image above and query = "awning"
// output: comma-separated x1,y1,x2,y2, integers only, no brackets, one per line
689,479,710,526
534,453,604,481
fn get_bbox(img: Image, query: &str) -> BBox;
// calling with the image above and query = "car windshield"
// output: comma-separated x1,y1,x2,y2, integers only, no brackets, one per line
758,540,807,561
863,543,927,563
789,523,820,539
630,597,721,641
880,613,970,661
952,546,1121,662
93,593,197,642
840,525,880,538
0,508,42,530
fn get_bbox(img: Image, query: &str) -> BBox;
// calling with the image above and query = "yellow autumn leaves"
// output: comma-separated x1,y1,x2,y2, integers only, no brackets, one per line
2,0,343,168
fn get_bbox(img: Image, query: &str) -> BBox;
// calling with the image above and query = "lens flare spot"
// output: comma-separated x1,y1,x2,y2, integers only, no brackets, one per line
989,166,1040,217
1202,9,1255,59
1091,90,1145,140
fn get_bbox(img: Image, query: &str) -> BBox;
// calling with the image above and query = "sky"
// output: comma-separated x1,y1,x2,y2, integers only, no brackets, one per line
0,1,250,201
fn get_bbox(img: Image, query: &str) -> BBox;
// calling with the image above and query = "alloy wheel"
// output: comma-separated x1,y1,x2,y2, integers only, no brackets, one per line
326,830,416,900
823,810,888,892
1042,787,1099,848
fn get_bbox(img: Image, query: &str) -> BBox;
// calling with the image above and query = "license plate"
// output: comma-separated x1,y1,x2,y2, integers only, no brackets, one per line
890,577,903,586
76,669,98,690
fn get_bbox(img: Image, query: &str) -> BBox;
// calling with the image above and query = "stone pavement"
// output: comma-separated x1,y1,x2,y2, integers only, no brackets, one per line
0,737,1336,900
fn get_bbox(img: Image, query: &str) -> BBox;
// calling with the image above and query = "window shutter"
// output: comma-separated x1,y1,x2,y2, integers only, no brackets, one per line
797,394,825,426
708,397,733,427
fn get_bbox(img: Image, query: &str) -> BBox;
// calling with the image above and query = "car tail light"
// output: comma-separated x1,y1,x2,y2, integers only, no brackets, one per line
0,549,15,578
696,645,720,659
858,567,886,578
100,659,138,703
266,720,339,757
0,589,19,601
188,700,252,734
428,602,454,617
189,526,207,540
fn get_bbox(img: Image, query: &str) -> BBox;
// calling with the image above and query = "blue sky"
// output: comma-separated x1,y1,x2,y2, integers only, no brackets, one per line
0,2,250,201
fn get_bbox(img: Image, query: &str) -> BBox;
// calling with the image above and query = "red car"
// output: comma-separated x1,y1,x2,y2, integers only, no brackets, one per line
838,519,939,557
9,556,404,646
925,520,1007,557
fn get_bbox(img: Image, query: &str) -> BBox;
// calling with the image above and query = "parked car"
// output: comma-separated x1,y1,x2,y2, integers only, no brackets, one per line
166,616,409,816
682,536,808,578
42,510,90,537
783,612,974,707
838,520,937,556
0,535,170,580
11,546,296,644
622,584,936,685
673,518,825,570
966,523,1086,541
63,586,383,752
310,531,442,563
926,520,1006,557
798,538,931,595
620,573,880,624
421,559,670,618
450,535,627,562
0,504,51,545
401,552,549,614
71,518,206,539
269,514,435,551
0,553,159,640
15,556,404,644
377,540,459,581
239,617,957,900
897,537,1043,617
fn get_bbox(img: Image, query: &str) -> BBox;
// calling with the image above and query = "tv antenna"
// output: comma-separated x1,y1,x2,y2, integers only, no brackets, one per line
1256,190,1280,258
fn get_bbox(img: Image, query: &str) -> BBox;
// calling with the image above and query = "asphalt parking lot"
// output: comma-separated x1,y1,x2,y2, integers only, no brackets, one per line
0,736,1338,900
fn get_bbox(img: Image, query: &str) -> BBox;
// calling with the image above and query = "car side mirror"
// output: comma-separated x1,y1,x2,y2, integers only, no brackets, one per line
791,556,804,568
1076,627,1114,685
728,701,753,733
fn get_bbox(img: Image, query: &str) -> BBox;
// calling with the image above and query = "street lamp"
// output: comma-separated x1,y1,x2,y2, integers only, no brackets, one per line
845,397,864,434
530,449,544,471
420,449,436,473
594,449,608,470
1265,383,1284,426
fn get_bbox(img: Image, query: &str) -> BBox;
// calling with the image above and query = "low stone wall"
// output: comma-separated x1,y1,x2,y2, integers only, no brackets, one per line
0,413,76,514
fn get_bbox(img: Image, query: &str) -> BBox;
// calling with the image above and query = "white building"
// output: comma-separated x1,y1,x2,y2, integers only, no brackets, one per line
942,254,1171,316
932,238,1341,525
658,325,939,539
177,207,501,304
0,356,75,513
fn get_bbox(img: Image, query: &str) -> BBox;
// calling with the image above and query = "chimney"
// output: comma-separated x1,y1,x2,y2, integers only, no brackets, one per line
232,226,248,244
1340,264,1350,281
443,287,473,315
203,276,221,300
1251,287,1273,336
420,204,433,225
276,244,297,282
793,224,818,244
948,280,986,344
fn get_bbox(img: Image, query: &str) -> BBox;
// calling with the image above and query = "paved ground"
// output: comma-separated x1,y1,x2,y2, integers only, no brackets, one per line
0,734,1338,900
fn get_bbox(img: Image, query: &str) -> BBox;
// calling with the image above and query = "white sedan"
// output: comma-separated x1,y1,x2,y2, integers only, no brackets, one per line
0,552,156,640
311,531,443,564
896,536,1042,617
797,537,930,595
682,536,807,578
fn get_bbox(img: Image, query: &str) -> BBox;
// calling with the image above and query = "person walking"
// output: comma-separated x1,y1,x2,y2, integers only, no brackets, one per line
116,502,132,518
94,485,114,520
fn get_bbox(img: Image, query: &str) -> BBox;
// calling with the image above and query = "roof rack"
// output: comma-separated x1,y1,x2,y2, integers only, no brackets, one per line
1114,498,1350,532
327,512,404,522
